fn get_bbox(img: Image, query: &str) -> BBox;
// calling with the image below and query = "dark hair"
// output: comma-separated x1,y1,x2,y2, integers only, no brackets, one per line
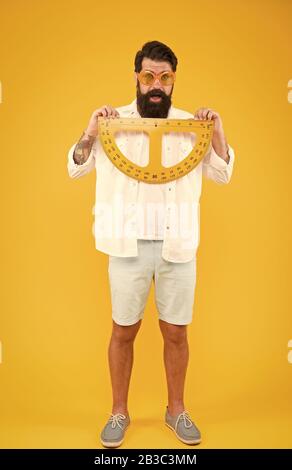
134,41,178,73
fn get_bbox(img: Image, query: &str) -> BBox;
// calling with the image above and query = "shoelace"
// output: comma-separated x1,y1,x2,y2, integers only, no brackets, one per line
108,413,126,429
175,410,193,431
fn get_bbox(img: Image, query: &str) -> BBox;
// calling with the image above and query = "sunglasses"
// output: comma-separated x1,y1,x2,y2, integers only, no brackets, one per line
137,69,176,86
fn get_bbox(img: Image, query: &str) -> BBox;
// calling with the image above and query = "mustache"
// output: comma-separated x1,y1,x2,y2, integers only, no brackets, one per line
147,90,166,98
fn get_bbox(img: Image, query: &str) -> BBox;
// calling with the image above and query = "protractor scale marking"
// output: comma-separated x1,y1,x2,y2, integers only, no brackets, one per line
98,117,214,184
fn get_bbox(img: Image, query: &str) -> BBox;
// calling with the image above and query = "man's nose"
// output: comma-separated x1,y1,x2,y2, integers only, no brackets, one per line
151,78,163,89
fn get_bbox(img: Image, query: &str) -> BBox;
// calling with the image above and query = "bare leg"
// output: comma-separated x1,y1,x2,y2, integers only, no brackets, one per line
159,319,189,416
108,319,142,417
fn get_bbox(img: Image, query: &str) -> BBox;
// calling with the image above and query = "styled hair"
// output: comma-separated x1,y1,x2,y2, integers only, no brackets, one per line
134,40,178,73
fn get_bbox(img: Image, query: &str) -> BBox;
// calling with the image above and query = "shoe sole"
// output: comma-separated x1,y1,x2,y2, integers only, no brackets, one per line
100,424,129,448
165,422,202,445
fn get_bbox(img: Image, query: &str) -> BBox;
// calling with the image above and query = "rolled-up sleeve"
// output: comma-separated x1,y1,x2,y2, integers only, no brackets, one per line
202,143,235,184
67,139,97,179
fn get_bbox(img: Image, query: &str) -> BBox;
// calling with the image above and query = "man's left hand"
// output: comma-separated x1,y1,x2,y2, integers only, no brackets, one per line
193,107,229,163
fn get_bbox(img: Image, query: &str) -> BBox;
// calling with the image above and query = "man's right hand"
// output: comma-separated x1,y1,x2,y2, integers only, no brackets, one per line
85,105,120,137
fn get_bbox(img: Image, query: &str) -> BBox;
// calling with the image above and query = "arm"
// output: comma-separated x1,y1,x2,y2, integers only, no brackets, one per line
67,104,120,179
202,143,235,184
193,107,235,184
67,132,97,179
73,131,96,165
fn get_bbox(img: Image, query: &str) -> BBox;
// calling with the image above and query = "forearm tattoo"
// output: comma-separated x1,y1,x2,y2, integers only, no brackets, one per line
73,133,96,165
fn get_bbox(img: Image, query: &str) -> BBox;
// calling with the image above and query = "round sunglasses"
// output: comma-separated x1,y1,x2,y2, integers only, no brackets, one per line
137,70,176,86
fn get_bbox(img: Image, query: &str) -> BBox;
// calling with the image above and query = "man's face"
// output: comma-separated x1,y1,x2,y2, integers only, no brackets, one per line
135,58,174,118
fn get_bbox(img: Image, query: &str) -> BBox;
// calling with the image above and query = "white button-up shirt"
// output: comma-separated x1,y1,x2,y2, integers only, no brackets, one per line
67,99,235,262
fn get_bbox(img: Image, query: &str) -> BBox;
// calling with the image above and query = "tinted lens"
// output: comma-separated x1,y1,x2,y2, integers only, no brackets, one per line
140,71,155,85
160,72,174,85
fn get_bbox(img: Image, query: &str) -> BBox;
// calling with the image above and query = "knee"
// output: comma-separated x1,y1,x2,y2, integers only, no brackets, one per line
159,321,188,345
111,319,141,343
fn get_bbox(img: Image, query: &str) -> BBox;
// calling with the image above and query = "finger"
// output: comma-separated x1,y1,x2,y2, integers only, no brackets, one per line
199,108,208,120
100,107,108,117
108,106,117,117
195,108,211,120
109,106,118,117
194,112,202,120
202,108,211,119
104,105,113,117
211,111,219,119
194,108,203,119
96,110,106,118
206,110,214,120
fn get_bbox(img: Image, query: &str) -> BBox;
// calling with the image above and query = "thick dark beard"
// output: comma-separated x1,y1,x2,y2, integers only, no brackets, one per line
136,84,173,118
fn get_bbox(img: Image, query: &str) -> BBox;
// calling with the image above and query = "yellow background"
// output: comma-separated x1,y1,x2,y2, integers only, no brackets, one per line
0,0,292,449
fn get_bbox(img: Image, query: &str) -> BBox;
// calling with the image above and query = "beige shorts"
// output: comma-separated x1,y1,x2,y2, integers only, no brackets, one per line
108,239,197,326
